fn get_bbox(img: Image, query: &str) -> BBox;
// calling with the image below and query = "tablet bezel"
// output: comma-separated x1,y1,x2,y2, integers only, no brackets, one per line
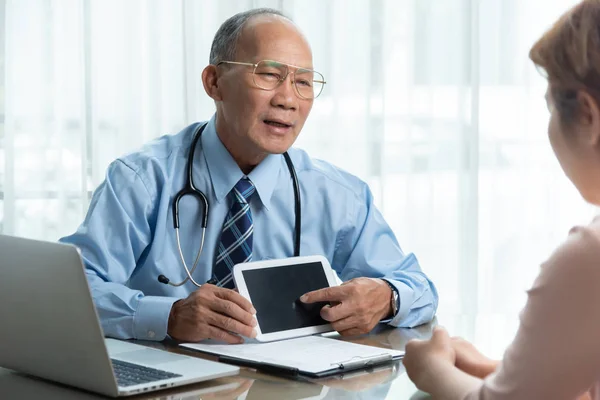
233,255,338,342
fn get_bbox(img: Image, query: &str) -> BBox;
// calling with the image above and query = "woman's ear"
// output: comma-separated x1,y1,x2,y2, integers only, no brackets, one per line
577,91,600,147
201,65,223,101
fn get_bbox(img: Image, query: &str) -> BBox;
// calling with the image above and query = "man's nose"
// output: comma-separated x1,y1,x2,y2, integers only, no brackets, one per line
270,74,299,110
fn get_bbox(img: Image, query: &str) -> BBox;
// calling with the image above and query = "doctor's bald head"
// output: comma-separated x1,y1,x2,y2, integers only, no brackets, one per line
209,8,292,65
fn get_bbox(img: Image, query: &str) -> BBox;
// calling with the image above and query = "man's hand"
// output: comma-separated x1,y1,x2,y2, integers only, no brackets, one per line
167,284,257,344
300,277,392,336
451,337,498,379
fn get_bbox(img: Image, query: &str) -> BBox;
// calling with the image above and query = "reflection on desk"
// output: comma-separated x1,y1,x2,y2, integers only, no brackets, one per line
314,362,400,391
0,319,453,399
0,369,248,400
240,378,328,400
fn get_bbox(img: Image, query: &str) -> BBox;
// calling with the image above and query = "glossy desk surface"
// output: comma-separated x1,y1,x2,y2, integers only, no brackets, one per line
2,314,516,400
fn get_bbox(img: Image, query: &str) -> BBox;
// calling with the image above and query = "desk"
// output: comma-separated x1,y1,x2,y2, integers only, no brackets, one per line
3,316,497,400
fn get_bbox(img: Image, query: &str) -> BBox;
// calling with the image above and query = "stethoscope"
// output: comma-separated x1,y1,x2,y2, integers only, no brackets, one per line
157,123,301,288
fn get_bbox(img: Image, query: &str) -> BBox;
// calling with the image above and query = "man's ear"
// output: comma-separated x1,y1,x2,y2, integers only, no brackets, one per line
202,65,223,101
577,90,600,147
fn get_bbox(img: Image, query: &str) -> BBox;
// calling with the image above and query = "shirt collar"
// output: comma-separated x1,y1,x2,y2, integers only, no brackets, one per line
201,115,281,210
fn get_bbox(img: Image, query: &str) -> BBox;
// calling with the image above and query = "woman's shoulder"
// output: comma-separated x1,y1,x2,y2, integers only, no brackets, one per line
541,217,600,283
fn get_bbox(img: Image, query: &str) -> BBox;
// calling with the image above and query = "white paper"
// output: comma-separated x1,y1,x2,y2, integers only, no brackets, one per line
181,335,404,374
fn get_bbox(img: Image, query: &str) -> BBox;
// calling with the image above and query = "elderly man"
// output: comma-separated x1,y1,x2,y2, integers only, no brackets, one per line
60,8,438,344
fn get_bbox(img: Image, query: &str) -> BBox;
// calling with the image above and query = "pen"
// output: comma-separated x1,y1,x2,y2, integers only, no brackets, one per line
338,353,393,370
218,355,300,377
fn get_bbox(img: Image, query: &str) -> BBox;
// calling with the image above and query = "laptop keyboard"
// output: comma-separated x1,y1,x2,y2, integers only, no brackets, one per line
111,358,182,387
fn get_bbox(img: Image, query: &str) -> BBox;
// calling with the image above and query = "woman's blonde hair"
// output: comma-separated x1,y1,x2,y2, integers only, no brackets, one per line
530,0,600,124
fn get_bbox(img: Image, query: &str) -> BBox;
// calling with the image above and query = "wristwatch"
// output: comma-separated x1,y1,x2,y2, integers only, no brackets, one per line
383,279,399,317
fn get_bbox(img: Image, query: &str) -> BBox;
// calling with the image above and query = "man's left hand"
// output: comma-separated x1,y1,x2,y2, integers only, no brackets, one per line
300,277,393,336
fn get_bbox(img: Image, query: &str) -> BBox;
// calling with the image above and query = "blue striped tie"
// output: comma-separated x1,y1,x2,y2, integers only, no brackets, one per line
213,178,256,289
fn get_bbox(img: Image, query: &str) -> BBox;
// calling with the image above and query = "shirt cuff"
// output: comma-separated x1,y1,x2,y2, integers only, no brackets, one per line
382,279,412,327
133,295,179,341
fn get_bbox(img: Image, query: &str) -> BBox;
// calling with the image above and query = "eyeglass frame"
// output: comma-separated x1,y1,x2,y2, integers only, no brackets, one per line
215,59,327,99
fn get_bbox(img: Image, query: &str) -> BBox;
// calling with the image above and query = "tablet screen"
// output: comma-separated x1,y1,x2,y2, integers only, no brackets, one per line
242,261,330,334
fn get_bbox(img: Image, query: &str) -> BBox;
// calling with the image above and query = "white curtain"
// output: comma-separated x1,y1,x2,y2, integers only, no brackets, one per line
1,0,593,352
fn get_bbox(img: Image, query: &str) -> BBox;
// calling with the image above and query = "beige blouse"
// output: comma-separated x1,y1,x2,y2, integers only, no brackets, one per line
465,220,600,400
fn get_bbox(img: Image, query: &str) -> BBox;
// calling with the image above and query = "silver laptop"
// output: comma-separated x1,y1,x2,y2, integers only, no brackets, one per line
0,234,239,397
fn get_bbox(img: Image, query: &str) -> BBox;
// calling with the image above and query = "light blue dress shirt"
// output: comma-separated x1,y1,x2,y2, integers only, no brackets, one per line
60,115,438,341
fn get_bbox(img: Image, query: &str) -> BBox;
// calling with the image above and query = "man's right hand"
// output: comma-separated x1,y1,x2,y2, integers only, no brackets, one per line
167,284,257,344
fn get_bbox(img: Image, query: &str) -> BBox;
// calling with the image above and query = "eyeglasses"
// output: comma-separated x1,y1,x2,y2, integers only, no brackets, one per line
216,60,326,100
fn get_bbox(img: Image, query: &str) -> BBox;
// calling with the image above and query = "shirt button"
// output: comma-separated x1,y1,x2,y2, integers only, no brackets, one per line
148,331,155,339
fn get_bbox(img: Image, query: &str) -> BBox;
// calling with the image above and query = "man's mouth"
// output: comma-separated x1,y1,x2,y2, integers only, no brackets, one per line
264,119,292,128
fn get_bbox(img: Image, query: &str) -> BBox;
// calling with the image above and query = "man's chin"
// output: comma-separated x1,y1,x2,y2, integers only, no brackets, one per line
258,139,296,155
267,146,293,155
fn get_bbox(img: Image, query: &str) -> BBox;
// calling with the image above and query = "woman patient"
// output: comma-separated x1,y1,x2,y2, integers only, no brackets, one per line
403,1,600,399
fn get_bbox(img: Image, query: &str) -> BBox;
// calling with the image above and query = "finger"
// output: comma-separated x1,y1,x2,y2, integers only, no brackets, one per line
430,327,451,348
320,302,353,322
211,298,257,327
330,315,359,332
339,328,364,337
300,286,349,303
432,326,450,342
404,338,424,353
207,310,256,338
451,336,468,343
206,325,244,344
215,288,256,313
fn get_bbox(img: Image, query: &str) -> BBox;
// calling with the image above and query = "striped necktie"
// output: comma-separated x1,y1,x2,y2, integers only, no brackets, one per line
213,178,255,289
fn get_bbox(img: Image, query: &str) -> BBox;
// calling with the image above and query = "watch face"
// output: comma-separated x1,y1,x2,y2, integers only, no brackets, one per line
392,292,399,315
384,280,399,316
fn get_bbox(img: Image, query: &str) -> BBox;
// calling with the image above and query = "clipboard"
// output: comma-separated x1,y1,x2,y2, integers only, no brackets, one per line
217,353,398,378
180,336,404,378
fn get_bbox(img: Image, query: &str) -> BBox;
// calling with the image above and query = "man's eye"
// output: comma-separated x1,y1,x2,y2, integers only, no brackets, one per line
296,79,312,87
258,72,281,80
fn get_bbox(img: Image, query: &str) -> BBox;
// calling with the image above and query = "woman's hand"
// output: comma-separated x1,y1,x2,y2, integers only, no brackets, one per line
403,326,456,393
451,337,498,379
